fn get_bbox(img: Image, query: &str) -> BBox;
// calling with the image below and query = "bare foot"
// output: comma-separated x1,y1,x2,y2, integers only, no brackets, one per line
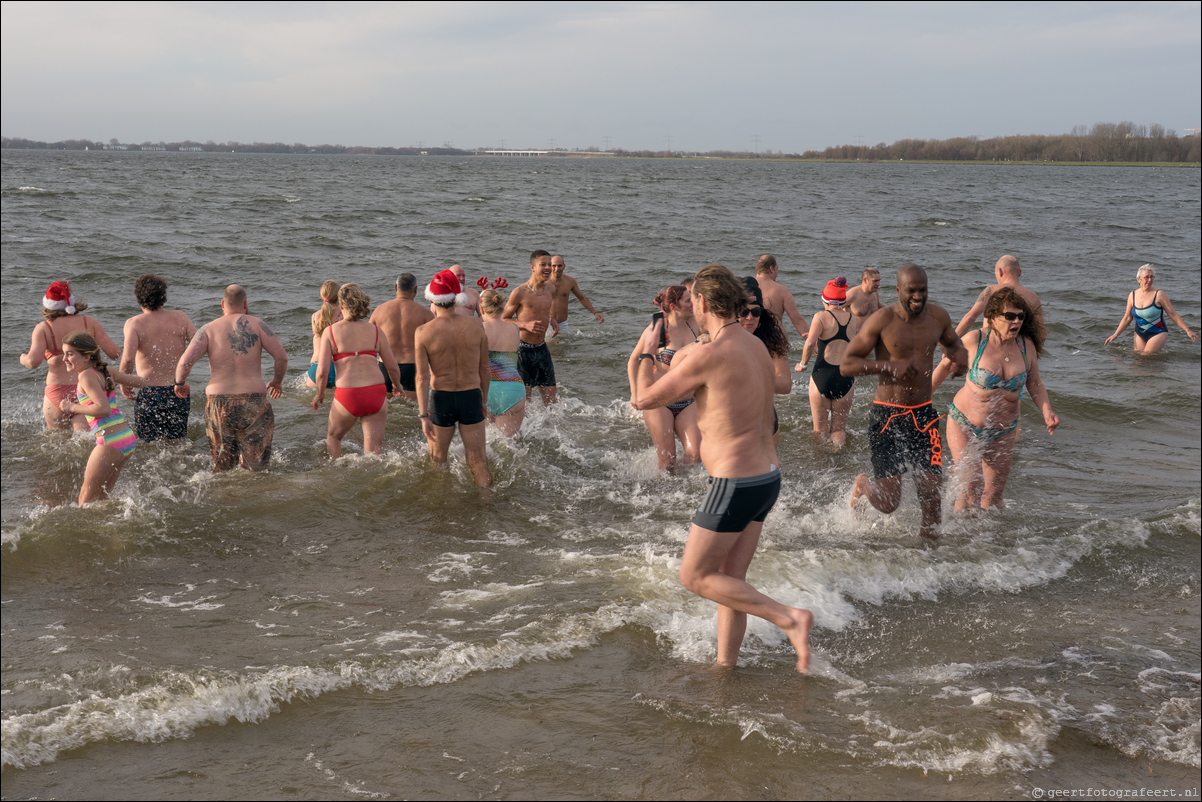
783,608,813,674
919,525,940,541
850,473,870,507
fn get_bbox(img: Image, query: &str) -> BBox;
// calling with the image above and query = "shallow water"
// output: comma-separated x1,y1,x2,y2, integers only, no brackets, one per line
2,152,1199,799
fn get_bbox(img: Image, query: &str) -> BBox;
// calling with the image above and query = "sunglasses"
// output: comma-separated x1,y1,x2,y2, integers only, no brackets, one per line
1001,312,1026,322
738,307,763,319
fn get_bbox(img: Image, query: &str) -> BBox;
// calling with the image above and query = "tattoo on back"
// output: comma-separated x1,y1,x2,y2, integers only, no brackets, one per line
228,317,260,354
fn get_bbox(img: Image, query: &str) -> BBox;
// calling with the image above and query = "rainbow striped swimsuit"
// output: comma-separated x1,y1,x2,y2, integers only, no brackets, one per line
78,380,137,457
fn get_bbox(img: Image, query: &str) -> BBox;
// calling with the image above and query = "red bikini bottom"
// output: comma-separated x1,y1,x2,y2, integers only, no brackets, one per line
334,384,386,418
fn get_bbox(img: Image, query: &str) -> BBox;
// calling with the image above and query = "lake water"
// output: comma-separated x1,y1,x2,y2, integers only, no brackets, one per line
2,151,1199,799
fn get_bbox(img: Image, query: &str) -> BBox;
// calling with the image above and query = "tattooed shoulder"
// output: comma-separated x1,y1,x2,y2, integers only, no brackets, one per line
228,316,260,354
259,319,275,338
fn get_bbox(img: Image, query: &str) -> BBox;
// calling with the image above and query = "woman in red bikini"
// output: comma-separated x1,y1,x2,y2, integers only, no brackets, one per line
20,281,120,431
311,284,402,457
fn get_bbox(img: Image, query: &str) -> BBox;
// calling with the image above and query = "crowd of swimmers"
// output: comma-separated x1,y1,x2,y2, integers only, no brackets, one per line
20,253,1197,674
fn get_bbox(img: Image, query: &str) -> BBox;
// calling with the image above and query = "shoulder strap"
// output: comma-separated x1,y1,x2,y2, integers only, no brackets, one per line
329,326,339,353
374,324,380,351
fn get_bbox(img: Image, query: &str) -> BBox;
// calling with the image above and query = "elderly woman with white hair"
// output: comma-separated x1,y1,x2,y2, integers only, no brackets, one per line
1105,264,1198,353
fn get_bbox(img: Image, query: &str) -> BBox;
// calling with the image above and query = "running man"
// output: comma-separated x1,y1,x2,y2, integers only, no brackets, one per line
549,254,604,335
120,274,196,442
370,272,433,401
415,269,492,487
842,264,967,540
632,263,813,673
174,285,287,473
754,254,809,338
503,249,559,405
846,268,882,326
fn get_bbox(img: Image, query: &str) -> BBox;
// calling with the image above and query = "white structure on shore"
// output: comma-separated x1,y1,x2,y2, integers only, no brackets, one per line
482,149,549,157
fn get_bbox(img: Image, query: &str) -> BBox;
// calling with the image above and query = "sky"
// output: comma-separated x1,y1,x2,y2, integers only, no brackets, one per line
2,1,1199,152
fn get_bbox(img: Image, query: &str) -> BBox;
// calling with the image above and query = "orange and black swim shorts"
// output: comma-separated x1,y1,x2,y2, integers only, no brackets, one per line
867,401,943,479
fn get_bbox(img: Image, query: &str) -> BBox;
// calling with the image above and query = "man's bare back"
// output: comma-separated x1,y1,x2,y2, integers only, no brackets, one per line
175,288,287,398
416,315,490,392
754,255,808,337
371,295,432,364
122,309,195,389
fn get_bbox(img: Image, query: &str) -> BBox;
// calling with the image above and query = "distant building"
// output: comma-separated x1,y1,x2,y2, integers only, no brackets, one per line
483,149,549,157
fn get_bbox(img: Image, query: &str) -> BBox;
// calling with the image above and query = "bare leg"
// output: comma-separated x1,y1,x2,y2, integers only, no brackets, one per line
538,385,558,406
494,399,526,437
914,470,943,539
458,421,492,487
715,522,762,666
808,379,830,439
643,408,677,471
359,403,388,456
429,423,456,464
674,404,702,464
851,473,902,514
79,445,128,505
1135,332,1168,354
681,524,812,673
829,387,854,448
946,416,982,511
325,401,358,458
979,431,1017,510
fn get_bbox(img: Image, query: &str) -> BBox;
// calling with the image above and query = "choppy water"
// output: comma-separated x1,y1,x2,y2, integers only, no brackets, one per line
2,151,1199,799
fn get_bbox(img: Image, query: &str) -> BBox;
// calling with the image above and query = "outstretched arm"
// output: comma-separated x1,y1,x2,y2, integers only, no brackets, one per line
632,321,703,409
88,318,121,360
1160,294,1199,342
1104,294,1135,345
571,282,604,322
955,287,991,337
795,313,819,372
783,294,809,339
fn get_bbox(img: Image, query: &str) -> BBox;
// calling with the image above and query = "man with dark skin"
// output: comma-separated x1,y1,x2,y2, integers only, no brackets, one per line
174,285,287,473
841,265,968,539
845,268,882,326
503,249,560,405
370,272,433,401
548,254,604,335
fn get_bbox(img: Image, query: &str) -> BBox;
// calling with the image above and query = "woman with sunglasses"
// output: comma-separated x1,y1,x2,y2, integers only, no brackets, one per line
627,285,702,470
1104,264,1198,354
741,277,791,451
796,277,857,448
940,287,1058,511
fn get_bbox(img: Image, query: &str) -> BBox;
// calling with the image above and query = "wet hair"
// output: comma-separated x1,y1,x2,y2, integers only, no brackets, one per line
692,264,747,319
530,249,551,264
478,289,504,317
653,285,688,312
985,287,1044,355
223,285,247,308
315,280,341,335
755,254,777,275
337,283,372,321
63,330,115,393
396,273,418,293
134,274,167,310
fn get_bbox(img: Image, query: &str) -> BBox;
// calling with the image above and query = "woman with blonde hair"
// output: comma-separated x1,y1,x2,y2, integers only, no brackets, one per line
311,283,401,457
1105,264,1198,353
479,289,526,436
57,330,153,504
626,285,702,471
20,281,120,430
305,279,342,388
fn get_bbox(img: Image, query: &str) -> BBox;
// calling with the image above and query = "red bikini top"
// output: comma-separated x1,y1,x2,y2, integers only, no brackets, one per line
330,324,379,361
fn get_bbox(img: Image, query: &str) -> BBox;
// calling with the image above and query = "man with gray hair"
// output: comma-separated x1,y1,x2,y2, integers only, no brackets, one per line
370,272,433,401
754,254,809,338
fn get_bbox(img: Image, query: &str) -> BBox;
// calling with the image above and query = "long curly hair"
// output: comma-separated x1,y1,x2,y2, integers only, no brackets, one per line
985,287,1044,355
63,330,114,393
337,283,372,322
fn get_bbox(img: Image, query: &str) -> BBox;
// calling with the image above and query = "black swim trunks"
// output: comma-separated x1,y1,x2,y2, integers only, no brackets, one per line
867,401,943,479
134,385,190,441
430,388,486,428
517,341,556,387
380,362,417,393
692,468,782,533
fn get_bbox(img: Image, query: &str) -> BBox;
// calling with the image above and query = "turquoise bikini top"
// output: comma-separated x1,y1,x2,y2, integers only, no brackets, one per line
967,332,1027,393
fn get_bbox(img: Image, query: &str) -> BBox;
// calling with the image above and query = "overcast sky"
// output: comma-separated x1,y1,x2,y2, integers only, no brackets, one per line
3,1,1199,152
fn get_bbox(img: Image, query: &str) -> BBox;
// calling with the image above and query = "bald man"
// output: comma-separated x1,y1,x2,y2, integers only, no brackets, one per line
174,285,287,473
955,255,1043,336
842,265,967,540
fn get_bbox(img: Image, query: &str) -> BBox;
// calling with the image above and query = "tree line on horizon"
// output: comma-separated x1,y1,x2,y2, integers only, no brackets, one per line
2,123,1198,162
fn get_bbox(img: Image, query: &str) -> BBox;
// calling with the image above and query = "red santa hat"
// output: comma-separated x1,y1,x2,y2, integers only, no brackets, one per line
822,276,848,305
425,269,468,306
43,281,77,315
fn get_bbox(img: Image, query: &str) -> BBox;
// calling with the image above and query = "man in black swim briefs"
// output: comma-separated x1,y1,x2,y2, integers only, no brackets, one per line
633,263,813,674
415,269,492,487
503,250,559,405
841,264,967,539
